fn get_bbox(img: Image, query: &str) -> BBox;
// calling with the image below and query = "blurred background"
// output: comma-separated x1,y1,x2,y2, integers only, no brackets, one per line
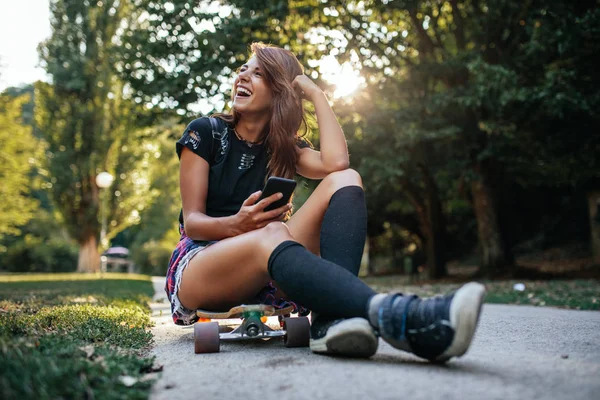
0,0,598,281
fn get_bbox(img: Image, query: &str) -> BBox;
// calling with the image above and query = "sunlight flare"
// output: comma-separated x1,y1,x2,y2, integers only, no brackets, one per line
317,56,365,99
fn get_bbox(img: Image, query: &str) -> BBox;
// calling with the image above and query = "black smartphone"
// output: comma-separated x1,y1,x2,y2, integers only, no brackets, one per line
258,177,297,212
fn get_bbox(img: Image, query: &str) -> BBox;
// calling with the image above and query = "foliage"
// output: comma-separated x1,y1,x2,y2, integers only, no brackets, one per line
0,93,41,241
0,273,156,399
118,0,315,116
131,238,176,276
99,126,163,245
312,0,600,274
1,85,35,126
35,0,159,271
503,4,600,188
0,170,77,273
1,237,77,273
0,0,591,279
112,0,600,278
112,121,183,274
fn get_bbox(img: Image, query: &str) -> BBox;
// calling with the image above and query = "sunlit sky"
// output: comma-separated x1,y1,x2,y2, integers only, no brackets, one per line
0,0,51,90
0,0,363,101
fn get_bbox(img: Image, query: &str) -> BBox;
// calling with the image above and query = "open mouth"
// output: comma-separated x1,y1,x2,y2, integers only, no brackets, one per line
236,87,252,98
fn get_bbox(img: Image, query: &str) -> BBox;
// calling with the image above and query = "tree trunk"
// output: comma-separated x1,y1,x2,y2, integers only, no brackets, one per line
77,234,100,273
589,191,600,264
399,174,448,280
471,174,511,277
422,166,448,280
424,225,447,280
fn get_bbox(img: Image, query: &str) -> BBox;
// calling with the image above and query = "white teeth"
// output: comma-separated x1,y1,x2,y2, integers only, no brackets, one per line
237,87,252,96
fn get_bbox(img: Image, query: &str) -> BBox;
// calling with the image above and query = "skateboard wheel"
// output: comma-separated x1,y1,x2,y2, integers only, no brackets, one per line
194,321,220,354
283,317,310,348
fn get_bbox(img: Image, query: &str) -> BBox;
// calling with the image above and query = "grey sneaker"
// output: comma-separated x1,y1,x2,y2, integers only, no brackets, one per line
377,282,486,362
310,316,378,358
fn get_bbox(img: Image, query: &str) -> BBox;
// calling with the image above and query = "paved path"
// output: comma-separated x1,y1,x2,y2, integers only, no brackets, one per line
149,277,600,400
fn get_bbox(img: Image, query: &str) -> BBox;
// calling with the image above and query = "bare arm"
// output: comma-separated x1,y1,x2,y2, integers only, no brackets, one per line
179,148,238,240
180,148,291,240
292,75,350,179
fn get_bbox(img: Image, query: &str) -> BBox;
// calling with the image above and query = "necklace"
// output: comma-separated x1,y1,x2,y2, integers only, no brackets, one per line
234,127,263,146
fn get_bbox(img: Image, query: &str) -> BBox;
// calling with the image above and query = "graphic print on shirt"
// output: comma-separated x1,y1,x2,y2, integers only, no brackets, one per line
212,125,228,155
238,153,256,170
184,130,201,150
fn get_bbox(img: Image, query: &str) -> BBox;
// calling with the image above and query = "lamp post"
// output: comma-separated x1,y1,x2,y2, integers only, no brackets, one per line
95,172,114,249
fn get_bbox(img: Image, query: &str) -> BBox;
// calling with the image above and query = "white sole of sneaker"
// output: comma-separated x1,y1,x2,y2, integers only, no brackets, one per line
436,282,486,362
310,317,378,358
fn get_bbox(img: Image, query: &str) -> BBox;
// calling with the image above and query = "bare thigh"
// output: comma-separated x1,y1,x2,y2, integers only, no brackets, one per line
177,222,293,311
286,169,363,254
177,169,363,311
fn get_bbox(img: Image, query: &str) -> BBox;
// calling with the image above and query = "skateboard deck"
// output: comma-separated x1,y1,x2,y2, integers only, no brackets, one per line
193,304,309,354
196,304,295,320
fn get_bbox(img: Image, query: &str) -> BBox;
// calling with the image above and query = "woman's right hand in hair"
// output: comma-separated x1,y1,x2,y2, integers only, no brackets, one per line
232,191,292,234
292,75,323,101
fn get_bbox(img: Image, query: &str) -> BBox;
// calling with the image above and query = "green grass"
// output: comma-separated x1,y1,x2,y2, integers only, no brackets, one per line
0,273,158,399
363,276,600,311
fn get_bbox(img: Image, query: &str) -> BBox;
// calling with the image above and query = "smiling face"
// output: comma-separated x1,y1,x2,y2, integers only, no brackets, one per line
232,57,273,116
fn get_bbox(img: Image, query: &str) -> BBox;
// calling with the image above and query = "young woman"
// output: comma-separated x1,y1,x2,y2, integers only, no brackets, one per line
165,43,486,361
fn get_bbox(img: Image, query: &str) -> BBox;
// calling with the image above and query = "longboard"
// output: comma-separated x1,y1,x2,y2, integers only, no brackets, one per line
193,304,309,354
196,304,295,320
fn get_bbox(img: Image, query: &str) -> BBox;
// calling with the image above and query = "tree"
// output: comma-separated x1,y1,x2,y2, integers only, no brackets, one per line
0,92,40,241
337,88,453,279
36,0,154,272
118,0,313,117
114,120,184,274
504,2,600,263
115,0,459,277
319,0,521,276
308,0,600,276
118,0,600,277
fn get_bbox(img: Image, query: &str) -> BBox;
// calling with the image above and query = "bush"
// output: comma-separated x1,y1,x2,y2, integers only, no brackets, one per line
131,240,173,276
1,237,77,273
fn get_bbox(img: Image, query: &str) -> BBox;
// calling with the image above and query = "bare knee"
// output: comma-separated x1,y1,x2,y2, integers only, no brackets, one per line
323,168,363,193
262,221,292,238
254,222,294,253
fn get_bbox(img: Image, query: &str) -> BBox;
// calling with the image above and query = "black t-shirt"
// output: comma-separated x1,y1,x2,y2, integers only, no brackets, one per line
176,117,310,226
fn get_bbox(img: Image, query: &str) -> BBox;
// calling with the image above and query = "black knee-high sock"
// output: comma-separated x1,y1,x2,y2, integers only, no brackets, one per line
268,241,376,318
320,186,367,276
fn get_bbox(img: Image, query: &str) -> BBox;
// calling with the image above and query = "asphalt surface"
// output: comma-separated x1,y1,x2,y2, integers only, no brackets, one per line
149,277,600,400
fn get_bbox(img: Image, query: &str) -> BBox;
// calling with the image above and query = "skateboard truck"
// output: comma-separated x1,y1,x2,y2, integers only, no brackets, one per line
193,304,310,353
239,311,264,337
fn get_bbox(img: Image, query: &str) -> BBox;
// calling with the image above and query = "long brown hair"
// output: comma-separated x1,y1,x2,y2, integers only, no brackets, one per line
214,43,308,179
